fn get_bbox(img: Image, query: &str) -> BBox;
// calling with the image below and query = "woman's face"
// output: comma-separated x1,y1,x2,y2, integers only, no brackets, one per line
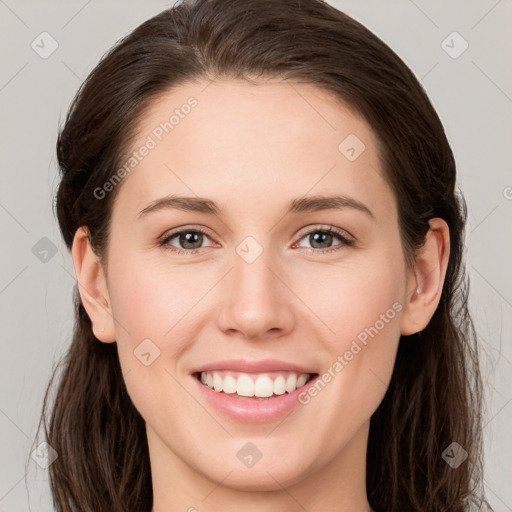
100,79,414,490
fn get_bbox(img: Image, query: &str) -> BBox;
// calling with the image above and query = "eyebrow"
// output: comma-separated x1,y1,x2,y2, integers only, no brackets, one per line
137,193,375,220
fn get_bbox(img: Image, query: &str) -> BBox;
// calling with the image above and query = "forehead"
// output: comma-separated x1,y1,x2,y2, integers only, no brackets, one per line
113,79,396,223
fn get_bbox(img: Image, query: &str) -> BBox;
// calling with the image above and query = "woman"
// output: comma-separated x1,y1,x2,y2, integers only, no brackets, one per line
35,0,492,510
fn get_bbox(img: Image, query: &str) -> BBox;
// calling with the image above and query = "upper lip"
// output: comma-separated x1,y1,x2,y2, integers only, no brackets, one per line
190,359,318,375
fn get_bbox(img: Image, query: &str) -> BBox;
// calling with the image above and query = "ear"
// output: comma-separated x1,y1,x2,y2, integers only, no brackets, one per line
71,226,116,343
400,218,451,336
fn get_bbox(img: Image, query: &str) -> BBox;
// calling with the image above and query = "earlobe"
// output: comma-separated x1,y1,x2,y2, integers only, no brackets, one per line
71,227,116,343
400,218,450,336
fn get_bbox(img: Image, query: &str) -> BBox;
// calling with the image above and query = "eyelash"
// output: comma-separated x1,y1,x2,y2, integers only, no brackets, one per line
158,225,354,256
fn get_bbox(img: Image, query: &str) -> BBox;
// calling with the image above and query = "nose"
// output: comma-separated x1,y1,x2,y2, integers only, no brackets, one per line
216,245,296,341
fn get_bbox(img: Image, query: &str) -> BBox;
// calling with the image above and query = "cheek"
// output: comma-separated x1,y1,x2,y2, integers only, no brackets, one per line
291,247,406,344
104,254,183,388
105,250,220,400
105,258,193,423
294,265,403,457
294,248,405,403
106,249,205,340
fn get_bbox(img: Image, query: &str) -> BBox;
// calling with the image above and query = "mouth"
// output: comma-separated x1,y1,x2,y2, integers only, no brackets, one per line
192,370,319,400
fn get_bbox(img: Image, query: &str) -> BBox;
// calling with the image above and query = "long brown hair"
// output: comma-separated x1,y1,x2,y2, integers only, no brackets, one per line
33,0,492,510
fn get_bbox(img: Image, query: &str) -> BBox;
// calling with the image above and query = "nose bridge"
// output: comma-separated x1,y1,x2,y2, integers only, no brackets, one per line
234,237,275,297
216,234,295,339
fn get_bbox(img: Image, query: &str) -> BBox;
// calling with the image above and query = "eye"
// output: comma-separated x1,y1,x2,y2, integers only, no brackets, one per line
293,225,354,253
159,227,215,255
158,224,354,256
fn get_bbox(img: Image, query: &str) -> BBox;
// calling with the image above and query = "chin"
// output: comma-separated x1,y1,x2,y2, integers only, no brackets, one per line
216,466,308,492
198,450,312,492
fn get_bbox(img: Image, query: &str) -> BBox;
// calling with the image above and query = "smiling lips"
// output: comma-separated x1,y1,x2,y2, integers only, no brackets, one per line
197,370,314,399
191,360,320,422
190,358,318,400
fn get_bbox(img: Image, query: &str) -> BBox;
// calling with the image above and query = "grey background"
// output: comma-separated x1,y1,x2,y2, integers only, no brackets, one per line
1,0,511,510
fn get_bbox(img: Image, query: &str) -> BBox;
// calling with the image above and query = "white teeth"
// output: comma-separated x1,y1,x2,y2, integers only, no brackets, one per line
254,376,274,397
213,372,223,392
285,374,297,393
222,375,237,394
296,374,308,388
237,374,254,397
273,376,286,395
198,371,312,397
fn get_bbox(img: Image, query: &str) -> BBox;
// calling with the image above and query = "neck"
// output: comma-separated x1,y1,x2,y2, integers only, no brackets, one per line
148,421,372,512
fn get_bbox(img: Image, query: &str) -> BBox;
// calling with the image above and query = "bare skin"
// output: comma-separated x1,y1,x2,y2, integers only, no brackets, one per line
72,78,449,512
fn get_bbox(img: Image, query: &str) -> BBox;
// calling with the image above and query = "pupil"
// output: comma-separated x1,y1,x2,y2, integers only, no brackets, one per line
180,232,202,249
311,232,332,249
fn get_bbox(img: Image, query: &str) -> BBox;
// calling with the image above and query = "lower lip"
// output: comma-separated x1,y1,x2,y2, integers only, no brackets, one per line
191,374,319,423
